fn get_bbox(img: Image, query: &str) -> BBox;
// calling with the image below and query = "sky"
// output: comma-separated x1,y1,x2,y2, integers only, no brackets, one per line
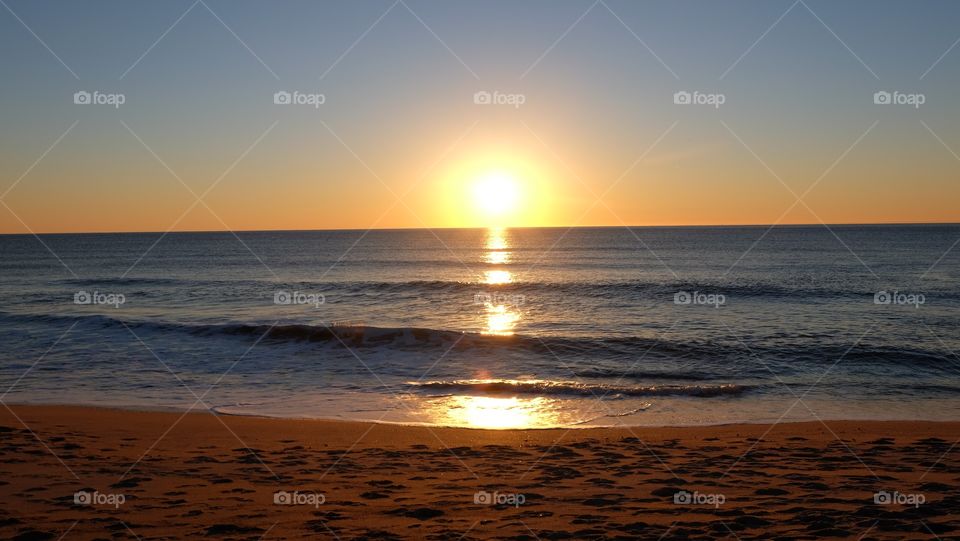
1,0,959,233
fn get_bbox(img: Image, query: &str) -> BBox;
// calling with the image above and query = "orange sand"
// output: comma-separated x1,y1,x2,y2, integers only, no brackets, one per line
0,405,957,539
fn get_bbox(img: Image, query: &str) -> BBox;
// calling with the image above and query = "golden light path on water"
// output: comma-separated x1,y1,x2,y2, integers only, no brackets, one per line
426,395,567,429
481,227,519,335
483,270,512,285
426,227,562,429
484,304,520,335
414,229,621,429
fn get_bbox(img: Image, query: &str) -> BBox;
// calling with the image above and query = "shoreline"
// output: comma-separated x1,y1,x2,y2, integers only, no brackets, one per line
1,405,957,539
7,403,958,438
8,401,959,431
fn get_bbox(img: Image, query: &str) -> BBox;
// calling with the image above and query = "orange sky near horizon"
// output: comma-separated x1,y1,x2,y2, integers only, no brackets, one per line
3,122,959,234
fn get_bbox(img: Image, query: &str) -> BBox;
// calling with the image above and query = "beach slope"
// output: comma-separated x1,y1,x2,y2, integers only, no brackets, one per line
0,406,957,539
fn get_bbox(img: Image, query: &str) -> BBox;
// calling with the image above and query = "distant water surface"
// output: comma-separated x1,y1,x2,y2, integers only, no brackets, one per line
0,225,958,428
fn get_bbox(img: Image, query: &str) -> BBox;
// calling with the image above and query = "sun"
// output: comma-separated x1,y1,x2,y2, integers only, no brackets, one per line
437,152,553,227
471,171,520,218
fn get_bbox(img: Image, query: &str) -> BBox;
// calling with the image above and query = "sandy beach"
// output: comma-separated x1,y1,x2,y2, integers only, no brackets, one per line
0,406,955,539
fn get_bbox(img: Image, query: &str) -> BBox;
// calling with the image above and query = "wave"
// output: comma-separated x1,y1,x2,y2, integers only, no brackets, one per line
0,311,956,371
52,277,187,287
571,368,714,381
213,322,467,347
202,322,954,370
406,379,752,398
346,279,886,301
45,276,957,302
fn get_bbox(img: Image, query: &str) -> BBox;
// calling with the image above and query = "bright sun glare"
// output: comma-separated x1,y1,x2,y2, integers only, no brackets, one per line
472,171,520,218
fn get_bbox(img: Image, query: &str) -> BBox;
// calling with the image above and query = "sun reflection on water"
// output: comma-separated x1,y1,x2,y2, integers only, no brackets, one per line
486,250,509,265
486,227,508,250
478,227,521,335
483,270,512,284
430,395,563,429
484,228,510,264
485,304,519,335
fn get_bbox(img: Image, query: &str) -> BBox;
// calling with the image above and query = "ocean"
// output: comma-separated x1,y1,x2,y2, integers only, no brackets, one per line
0,225,957,428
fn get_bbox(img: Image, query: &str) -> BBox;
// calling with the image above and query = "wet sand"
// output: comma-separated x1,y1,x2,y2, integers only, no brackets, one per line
0,405,957,540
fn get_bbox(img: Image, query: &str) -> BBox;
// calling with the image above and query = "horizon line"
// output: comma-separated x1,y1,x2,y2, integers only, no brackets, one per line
1,220,959,236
